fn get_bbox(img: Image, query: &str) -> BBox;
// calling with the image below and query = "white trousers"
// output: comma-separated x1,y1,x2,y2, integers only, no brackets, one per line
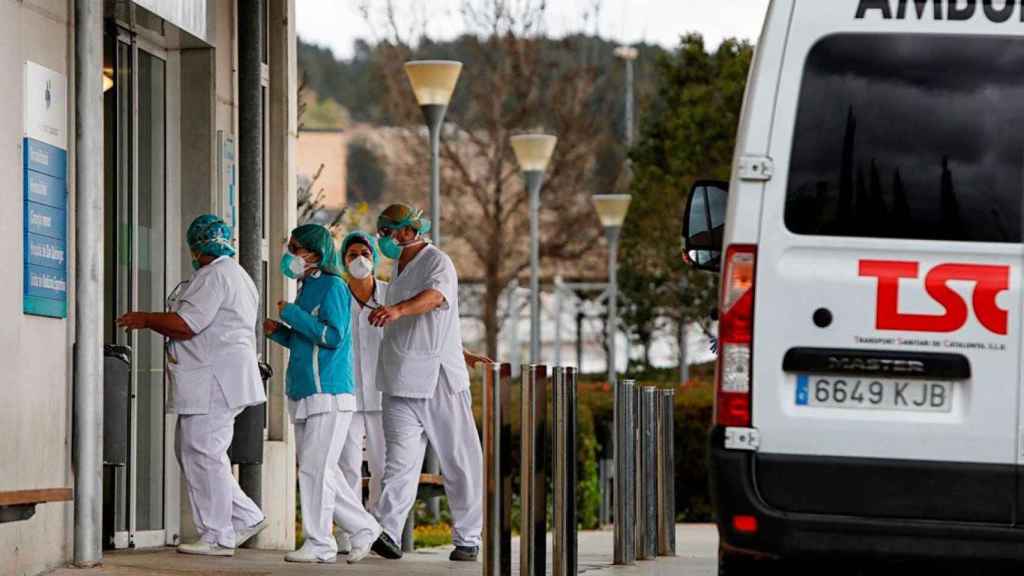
376,386,483,548
175,388,264,548
338,411,386,514
295,410,381,557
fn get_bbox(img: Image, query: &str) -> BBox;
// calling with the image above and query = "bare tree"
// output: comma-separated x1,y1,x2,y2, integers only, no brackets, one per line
360,0,616,358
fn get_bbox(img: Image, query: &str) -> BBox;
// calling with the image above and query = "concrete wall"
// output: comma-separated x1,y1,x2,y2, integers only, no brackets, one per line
215,0,237,144
0,1,75,575
260,0,298,550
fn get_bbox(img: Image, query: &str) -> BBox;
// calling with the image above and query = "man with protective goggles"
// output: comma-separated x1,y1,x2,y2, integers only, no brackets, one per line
366,203,489,562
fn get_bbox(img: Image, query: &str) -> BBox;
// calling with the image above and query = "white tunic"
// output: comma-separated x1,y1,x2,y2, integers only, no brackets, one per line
350,279,388,411
376,244,470,398
168,256,267,415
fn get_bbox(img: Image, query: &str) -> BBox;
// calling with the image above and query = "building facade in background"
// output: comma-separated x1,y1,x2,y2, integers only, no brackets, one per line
0,1,300,574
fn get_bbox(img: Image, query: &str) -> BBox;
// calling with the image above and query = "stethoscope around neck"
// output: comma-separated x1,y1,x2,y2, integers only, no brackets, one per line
351,278,381,310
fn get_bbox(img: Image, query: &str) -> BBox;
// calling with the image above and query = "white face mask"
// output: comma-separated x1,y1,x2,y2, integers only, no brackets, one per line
348,256,374,280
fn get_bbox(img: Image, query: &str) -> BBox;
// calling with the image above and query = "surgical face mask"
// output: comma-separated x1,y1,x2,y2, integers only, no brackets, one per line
379,232,424,260
280,250,312,279
348,256,374,280
378,235,403,260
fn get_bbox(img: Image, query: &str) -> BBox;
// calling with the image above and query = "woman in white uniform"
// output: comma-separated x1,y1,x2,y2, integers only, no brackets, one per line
264,224,381,564
117,214,267,557
334,231,388,555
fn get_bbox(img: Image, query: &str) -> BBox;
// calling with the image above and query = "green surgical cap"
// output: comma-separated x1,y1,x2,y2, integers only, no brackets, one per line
187,214,235,258
292,223,343,276
377,203,432,236
341,231,379,273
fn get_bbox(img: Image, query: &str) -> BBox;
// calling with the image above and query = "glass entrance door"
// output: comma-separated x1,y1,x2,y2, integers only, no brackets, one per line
103,30,167,549
133,46,167,544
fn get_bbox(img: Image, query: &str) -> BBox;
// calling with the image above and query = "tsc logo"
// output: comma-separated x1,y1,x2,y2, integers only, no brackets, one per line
858,260,1009,335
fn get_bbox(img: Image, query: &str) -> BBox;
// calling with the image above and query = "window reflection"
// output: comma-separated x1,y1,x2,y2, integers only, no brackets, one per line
785,34,1024,243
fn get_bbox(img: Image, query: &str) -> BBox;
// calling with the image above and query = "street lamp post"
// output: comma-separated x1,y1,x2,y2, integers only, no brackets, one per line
592,194,632,385
511,134,558,364
404,60,463,244
403,59,462,535
610,47,638,564
594,193,632,564
614,46,638,147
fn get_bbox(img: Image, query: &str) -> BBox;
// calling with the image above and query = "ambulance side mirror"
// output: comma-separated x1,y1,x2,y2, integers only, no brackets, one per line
682,180,728,273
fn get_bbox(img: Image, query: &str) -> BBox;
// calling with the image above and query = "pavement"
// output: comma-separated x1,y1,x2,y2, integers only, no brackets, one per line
48,524,717,576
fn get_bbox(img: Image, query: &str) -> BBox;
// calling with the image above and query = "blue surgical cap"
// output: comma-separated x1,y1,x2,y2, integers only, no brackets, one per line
187,214,235,258
377,203,432,236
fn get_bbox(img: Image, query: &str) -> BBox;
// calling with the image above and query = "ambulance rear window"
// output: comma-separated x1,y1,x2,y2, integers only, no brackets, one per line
785,34,1024,243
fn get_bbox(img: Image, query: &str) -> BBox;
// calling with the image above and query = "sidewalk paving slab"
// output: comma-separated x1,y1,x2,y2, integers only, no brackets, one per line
46,524,717,576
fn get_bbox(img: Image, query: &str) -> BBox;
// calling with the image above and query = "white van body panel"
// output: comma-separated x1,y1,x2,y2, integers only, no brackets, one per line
726,0,1024,465
723,1,795,246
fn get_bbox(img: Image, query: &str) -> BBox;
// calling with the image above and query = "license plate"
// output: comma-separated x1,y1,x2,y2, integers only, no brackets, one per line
795,375,953,412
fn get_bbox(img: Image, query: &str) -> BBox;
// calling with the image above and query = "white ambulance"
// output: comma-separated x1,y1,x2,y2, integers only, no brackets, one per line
682,0,1024,572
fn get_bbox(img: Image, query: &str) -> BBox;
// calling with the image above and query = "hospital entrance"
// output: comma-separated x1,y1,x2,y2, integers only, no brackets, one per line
101,16,171,551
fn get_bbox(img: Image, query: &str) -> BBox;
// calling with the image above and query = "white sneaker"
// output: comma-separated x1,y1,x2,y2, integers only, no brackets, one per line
348,526,381,564
285,545,337,564
335,531,352,555
348,543,372,564
177,541,234,557
236,518,269,548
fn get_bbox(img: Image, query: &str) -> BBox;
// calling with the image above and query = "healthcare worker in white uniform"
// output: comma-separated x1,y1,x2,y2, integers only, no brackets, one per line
366,204,491,562
117,214,267,557
334,231,389,556
264,223,381,564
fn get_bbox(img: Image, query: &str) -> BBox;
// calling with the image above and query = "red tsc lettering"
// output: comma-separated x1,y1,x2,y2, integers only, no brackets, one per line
858,260,1009,335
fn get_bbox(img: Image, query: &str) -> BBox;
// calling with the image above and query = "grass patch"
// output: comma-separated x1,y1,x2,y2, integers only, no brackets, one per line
413,523,453,548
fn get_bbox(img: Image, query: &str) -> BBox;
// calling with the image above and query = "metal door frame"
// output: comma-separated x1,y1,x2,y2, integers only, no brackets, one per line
111,26,169,550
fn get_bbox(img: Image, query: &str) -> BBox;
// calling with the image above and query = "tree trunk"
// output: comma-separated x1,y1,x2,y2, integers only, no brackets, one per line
483,277,502,360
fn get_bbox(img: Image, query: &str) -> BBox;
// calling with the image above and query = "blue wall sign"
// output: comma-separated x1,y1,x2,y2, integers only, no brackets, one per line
23,138,67,318
23,60,68,319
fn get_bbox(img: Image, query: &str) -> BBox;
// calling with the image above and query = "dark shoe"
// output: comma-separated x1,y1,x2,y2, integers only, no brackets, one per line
371,532,403,560
449,546,479,562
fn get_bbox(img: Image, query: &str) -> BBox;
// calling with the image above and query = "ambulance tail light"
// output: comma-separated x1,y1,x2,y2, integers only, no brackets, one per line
715,245,756,428
732,515,759,534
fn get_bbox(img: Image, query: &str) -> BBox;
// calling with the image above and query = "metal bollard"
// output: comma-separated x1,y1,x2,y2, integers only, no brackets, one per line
643,385,659,557
599,459,611,527
638,386,658,560
668,390,677,554
484,363,513,576
633,384,646,560
613,379,636,565
657,389,676,556
553,367,578,576
520,365,548,576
